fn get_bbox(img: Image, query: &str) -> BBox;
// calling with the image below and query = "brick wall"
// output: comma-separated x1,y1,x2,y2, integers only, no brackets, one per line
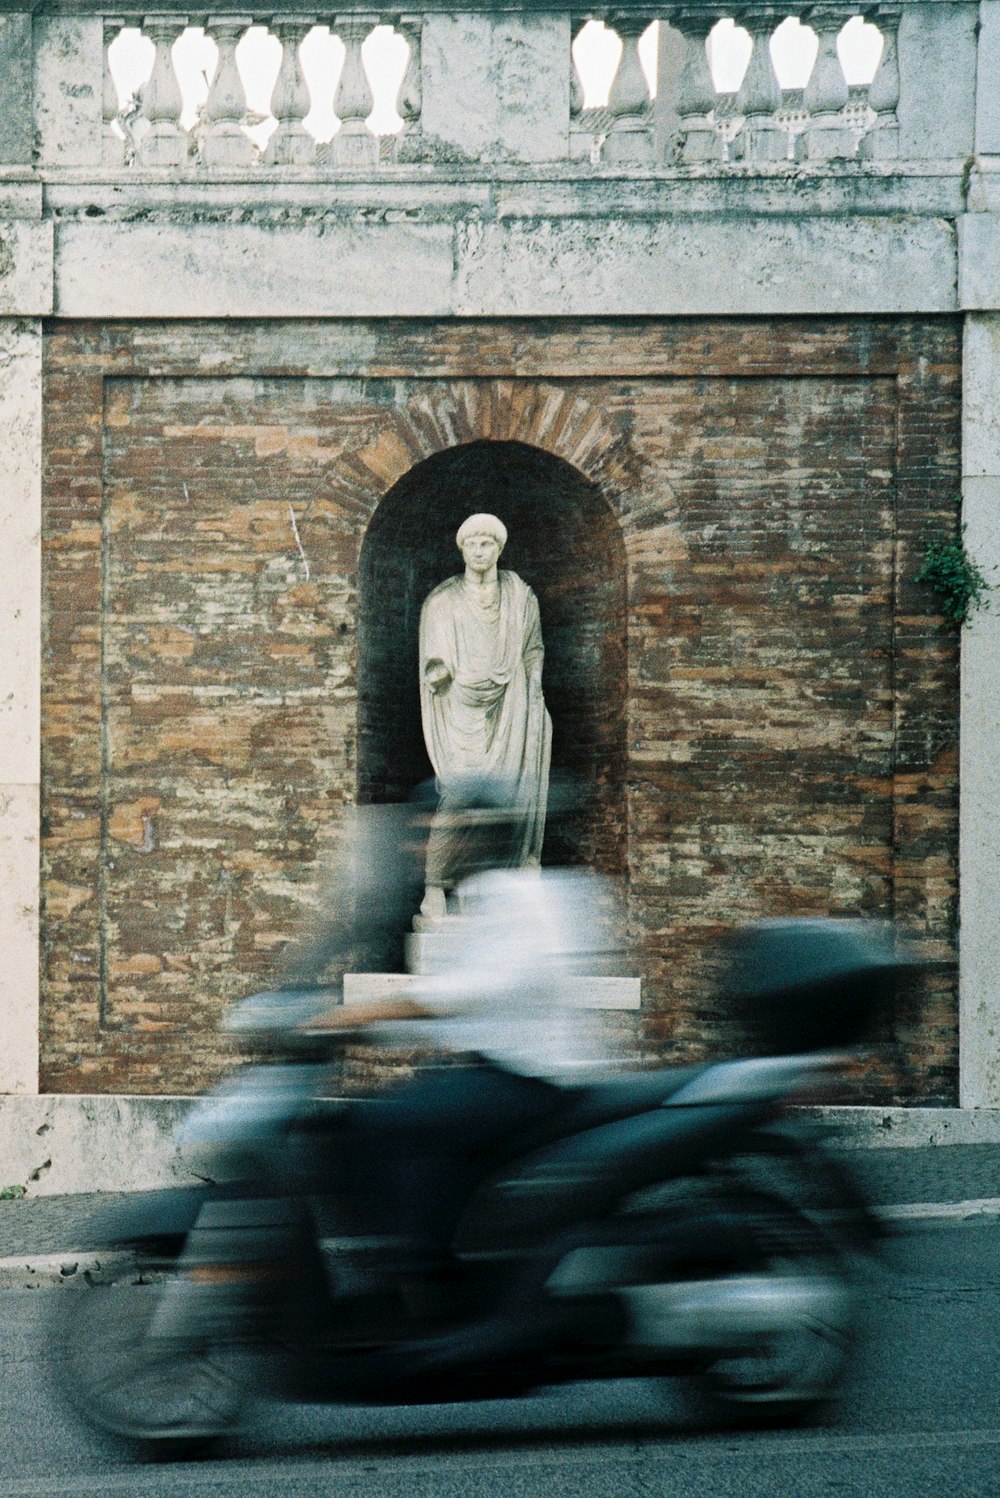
42,318,961,1099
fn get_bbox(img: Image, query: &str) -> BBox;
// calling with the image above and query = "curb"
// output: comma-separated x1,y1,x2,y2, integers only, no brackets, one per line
3,1101,1000,1202
0,1251,139,1290
875,1197,1000,1224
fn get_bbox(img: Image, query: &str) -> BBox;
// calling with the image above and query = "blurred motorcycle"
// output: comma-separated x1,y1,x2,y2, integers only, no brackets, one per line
51,919,902,1455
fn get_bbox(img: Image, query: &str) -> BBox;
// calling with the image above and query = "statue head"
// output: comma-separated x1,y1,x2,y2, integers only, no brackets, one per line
456,513,507,576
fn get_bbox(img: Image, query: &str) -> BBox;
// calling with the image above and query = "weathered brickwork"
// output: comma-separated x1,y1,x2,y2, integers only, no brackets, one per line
41,319,961,1100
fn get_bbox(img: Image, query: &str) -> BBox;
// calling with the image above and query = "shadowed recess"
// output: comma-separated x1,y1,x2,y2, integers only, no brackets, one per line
358,439,627,874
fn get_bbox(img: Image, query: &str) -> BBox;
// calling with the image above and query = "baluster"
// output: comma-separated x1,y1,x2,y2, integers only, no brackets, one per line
265,19,315,165
103,18,127,167
330,15,378,166
395,14,422,131
389,14,422,160
605,13,654,163
137,16,188,167
859,4,900,159
732,10,785,162
202,16,255,167
674,8,720,163
390,14,423,162
569,17,585,119
801,6,854,159
569,17,598,162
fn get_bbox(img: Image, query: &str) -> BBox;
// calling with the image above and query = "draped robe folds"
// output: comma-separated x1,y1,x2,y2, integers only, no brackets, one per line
419,569,552,883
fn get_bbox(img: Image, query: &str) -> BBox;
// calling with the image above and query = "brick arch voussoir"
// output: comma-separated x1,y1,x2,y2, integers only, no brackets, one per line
370,382,636,518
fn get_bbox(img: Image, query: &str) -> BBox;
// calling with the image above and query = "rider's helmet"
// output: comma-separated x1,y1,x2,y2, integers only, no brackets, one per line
718,917,913,1054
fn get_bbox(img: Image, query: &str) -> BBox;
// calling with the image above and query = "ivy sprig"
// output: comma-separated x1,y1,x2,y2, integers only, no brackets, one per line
916,519,993,626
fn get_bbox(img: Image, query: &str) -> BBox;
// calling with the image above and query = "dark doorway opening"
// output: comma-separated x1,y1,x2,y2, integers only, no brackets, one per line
357,439,627,873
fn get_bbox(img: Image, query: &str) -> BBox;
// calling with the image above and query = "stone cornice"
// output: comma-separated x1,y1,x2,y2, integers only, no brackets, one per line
0,0,966,13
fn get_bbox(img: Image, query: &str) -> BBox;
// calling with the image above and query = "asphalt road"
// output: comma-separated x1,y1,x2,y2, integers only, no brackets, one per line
1,1220,998,1498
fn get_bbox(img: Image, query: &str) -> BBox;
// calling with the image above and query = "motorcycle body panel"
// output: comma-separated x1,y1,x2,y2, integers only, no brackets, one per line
455,1100,768,1254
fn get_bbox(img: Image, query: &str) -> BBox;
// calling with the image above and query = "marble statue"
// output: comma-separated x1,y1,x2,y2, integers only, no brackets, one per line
418,514,552,921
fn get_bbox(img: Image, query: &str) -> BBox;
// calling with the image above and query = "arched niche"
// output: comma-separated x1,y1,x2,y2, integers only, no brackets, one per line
358,439,627,874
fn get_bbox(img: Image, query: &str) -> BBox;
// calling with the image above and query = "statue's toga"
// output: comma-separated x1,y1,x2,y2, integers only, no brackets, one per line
418,513,552,920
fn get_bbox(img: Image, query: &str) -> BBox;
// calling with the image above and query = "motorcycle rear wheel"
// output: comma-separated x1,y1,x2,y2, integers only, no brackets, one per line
688,1196,858,1425
627,1169,859,1427
52,1269,248,1455
694,1263,856,1424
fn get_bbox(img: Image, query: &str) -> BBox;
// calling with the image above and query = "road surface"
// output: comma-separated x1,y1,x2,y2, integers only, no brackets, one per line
1,1219,997,1497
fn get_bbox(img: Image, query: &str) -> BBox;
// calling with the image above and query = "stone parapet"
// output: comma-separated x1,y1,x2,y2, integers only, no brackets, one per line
5,4,978,179
0,3,989,321
0,4,990,323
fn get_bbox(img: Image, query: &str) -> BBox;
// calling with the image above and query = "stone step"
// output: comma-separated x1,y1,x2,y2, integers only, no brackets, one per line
344,971,641,1010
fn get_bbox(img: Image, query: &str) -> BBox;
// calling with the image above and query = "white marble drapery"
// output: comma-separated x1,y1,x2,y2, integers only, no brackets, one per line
419,568,551,871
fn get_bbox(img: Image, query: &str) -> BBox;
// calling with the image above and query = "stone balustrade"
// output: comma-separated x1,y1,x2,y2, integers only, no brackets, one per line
20,4,928,174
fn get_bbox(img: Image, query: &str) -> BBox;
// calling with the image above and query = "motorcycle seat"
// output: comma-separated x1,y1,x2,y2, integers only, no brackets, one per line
514,1066,710,1154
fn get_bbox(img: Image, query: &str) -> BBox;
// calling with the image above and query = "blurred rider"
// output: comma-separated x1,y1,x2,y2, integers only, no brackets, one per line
313,777,614,1319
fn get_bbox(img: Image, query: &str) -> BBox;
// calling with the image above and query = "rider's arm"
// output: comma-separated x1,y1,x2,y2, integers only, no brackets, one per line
303,993,435,1030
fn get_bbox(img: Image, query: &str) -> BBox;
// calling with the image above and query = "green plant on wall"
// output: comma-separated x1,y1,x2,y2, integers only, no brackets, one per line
916,515,993,626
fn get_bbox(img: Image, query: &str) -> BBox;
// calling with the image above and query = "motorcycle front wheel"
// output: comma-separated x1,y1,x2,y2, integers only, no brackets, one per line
51,1259,249,1456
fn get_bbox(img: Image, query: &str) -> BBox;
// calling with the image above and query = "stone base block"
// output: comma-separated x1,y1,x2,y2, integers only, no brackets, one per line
798,123,857,162
405,922,471,975
0,1094,197,1197
344,972,415,1002
680,123,720,163
601,124,655,166
328,127,379,168
1,1098,999,1198
265,124,317,167
102,131,126,168
199,125,255,169
137,126,189,169
858,122,900,160
397,936,642,1008
564,977,641,1009
733,123,788,163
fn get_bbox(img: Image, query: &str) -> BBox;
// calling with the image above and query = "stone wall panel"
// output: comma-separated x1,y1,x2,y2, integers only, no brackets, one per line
42,318,961,1100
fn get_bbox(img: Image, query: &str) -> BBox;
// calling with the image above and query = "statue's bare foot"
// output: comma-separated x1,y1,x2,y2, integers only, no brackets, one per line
420,886,447,922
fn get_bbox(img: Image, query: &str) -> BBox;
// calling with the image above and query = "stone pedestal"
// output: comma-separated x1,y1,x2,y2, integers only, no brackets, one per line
602,121,655,166
733,120,787,163
678,121,721,162
344,967,642,1010
345,917,642,1010
857,120,900,161
137,124,189,168
200,124,254,169
405,917,470,974
409,917,640,1007
798,116,856,162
